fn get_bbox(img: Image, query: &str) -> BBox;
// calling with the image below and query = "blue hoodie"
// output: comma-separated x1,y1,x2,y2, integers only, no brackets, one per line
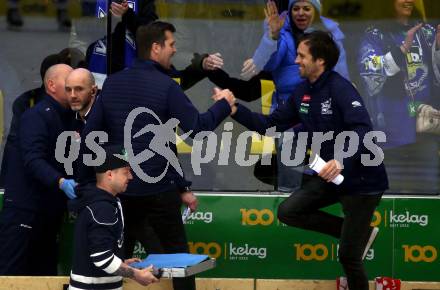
253,3,349,112
68,184,125,290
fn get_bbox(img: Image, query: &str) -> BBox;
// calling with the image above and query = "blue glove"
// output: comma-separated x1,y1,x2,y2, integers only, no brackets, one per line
60,179,78,199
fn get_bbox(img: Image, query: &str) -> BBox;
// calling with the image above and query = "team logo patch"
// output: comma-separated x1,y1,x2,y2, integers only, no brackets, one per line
302,95,311,102
94,40,107,56
300,106,309,114
300,102,310,114
352,101,362,108
321,99,332,115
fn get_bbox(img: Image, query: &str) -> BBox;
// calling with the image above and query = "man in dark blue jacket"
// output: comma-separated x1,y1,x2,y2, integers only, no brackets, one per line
230,31,388,290
69,145,158,290
66,68,98,134
80,21,235,290
0,53,63,187
0,48,86,187
0,64,79,275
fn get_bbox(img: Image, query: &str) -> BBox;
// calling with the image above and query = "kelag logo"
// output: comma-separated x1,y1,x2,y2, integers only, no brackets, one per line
188,241,267,260
403,245,437,263
240,208,274,226
188,242,222,259
390,211,428,227
186,211,213,224
228,243,267,260
370,210,429,228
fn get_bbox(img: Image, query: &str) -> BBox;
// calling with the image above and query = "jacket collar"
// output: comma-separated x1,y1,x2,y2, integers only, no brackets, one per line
68,183,119,212
44,93,71,115
306,70,332,91
75,101,94,124
131,58,171,75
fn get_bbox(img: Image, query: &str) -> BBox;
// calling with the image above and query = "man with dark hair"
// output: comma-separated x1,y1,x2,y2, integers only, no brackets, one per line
81,21,235,290
297,31,340,73
230,31,388,290
135,21,176,63
68,145,158,290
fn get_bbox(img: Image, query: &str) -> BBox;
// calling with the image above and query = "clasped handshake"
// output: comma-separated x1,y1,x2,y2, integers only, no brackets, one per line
211,87,237,114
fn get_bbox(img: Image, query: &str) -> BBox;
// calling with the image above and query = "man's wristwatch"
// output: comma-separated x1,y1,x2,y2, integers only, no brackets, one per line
182,186,192,193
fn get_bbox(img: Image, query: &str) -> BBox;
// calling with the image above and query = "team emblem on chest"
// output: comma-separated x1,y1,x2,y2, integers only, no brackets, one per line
321,98,332,115
300,94,311,114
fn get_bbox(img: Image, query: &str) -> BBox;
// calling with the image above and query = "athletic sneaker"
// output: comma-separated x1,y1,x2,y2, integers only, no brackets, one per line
362,226,379,260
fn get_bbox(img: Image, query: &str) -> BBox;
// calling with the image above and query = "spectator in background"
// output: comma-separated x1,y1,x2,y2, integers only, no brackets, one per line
0,64,78,275
242,0,349,81
358,0,440,193
86,0,158,86
86,0,223,89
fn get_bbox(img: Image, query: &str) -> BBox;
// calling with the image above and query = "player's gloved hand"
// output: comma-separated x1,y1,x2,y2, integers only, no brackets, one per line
60,178,78,199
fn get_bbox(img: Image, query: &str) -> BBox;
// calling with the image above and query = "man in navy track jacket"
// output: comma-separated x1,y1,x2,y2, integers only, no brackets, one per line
80,21,235,290
69,145,158,290
230,31,388,290
0,64,78,275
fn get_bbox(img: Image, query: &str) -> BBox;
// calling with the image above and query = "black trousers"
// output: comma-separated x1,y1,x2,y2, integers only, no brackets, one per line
277,175,382,290
120,190,195,290
0,206,63,275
